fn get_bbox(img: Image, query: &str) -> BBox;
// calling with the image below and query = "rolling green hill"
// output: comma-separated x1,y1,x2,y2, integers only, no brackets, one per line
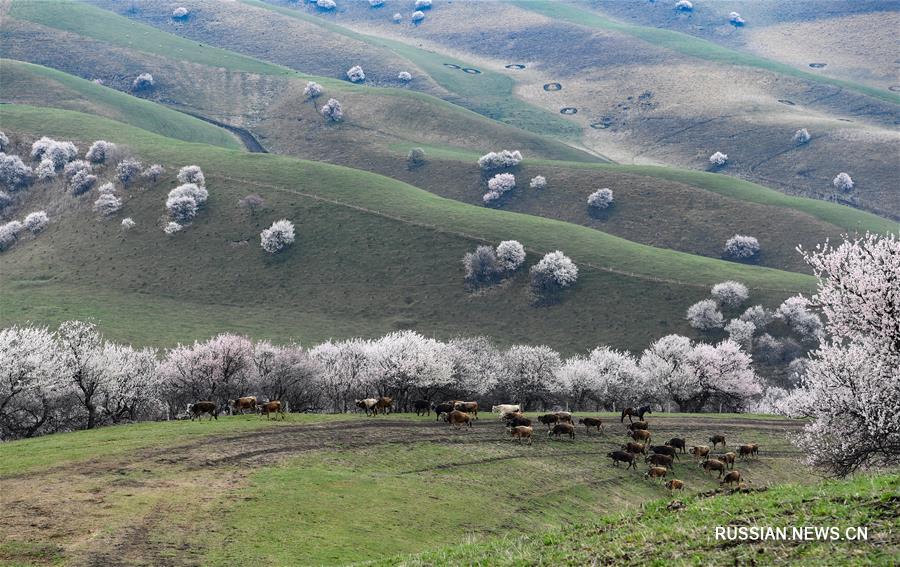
1,105,813,352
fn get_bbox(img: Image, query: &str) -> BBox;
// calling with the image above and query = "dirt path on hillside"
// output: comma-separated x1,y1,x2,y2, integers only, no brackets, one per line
2,416,805,566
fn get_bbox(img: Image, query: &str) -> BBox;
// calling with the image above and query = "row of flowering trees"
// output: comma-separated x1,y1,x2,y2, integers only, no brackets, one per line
1,322,764,440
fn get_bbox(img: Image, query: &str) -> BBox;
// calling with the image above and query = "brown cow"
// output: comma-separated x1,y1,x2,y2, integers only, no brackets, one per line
454,401,478,419
709,434,727,448
650,445,680,461
665,479,685,492
578,417,604,434
447,410,472,428
645,466,669,480
645,453,674,470
548,422,575,440
233,396,257,414
701,459,727,478
189,401,217,421
607,451,637,469
627,421,649,431
509,425,533,445
631,429,652,443
506,415,532,428
665,438,686,453
537,414,559,429
622,442,646,455
690,445,710,461
259,400,284,420
554,411,574,424
374,396,393,415
719,452,737,469
721,470,742,487
750,443,760,457
738,444,756,459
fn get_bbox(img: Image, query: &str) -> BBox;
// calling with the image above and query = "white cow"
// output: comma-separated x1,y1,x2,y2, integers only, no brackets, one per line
492,404,521,418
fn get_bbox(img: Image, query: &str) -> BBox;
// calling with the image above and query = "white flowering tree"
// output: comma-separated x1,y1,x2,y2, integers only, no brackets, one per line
172,6,189,19
346,65,366,83
55,321,106,429
675,0,693,11
304,81,323,100
788,233,900,476
723,234,760,260
177,165,205,186
23,211,49,233
260,219,296,254
252,342,321,410
163,222,182,235
711,280,749,309
477,150,522,171
0,221,23,251
587,188,614,209
321,98,344,122
0,131,8,152
310,339,372,412
463,245,499,287
142,164,165,182
96,343,161,424
529,176,546,190
398,71,412,82
116,159,142,186
774,296,823,342
366,331,453,408
121,218,136,231
132,73,155,91
485,172,515,203
530,251,578,298
70,170,98,195
86,141,116,164
709,151,728,167
686,299,724,330
317,0,336,9
0,153,34,190
724,318,755,349
496,240,526,272
833,172,854,192
412,10,425,22
447,337,502,396
793,128,811,145
94,193,123,217
498,345,561,410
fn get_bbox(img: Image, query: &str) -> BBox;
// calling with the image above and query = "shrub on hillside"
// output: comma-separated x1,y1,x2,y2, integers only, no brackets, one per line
496,240,526,272
0,220,24,251
392,12,402,22
317,0,336,9
587,188,614,209
163,221,183,235
729,11,745,25
407,147,426,167
177,165,205,186
411,10,425,22
36,159,57,181
488,173,516,194
346,65,366,83
793,128,811,145
477,150,522,171
740,305,772,328
69,170,98,195
711,280,749,308
463,245,499,286
121,217,136,231
132,73,155,91
415,0,432,9
238,194,265,213
723,234,760,260
86,140,116,164
116,159,142,186
686,299,725,330
0,131,9,152
31,138,77,169
675,0,692,11
172,6,189,19
93,193,123,217
529,176,546,190
709,151,728,167
0,191,11,211
0,153,34,190
304,81,323,99
398,71,412,82
321,98,344,122
833,172,854,192
23,211,49,233
530,251,578,296
166,195,199,222
260,219,296,254
142,164,165,182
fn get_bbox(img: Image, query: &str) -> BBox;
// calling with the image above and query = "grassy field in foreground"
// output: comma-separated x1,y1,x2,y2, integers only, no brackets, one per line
0,413,810,566
517,1,900,106
397,473,900,566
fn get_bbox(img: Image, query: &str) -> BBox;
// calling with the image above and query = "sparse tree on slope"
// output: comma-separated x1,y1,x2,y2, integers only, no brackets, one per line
260,219,296,254
686,299,725,330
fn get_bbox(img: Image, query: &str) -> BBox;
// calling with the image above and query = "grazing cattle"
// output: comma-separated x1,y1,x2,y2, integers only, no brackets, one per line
554,411,574,424
622,442,646,455
506,415,532,428
701,459,727,478
721,470,742,487
189,401,217,421
645,453,674,469
620,405,652,423
665,438,687,453
665,479,685,492
627,421,649,431
374,396,393,415
719,452,736,469
413,400,431,416
454,401,478,419
690,445,710,460
548,422,575,440
750,443,760,457
630,429,652,443
433,402,454,421
355,398,378,416
447,410,472,428
537,414,560,429
492,404,521,416
709,434,726,448
738,444,755,459
233,397,257,414
734,482,752,493
650,445,679,460
578,417,604,434
259,400,284,420
645,466,669,480
607,451,637,469
509,425,533,445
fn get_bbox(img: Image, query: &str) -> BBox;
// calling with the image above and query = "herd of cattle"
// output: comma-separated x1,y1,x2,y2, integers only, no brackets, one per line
187,397,759,492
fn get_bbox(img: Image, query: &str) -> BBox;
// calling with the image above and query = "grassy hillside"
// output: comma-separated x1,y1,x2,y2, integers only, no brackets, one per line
518,1,900,106
0,413,810,566
0,59,241,150
397,472,899,566
1,105,813,352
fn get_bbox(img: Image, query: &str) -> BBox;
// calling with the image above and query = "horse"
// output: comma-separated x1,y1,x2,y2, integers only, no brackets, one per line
620,405,653,423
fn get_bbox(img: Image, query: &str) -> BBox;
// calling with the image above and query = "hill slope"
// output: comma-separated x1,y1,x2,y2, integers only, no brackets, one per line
1,105,813,352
